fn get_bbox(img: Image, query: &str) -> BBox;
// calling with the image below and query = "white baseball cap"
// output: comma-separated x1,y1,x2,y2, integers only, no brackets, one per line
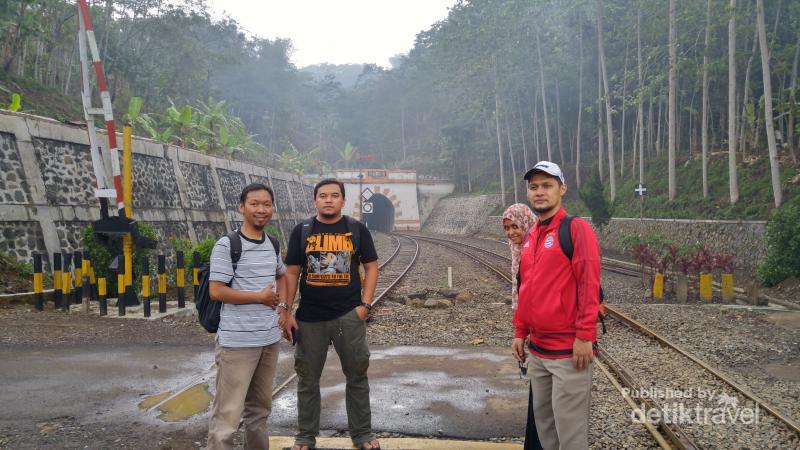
524,161,565,184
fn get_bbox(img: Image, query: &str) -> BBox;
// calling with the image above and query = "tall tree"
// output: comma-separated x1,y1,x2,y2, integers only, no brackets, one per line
576,14,584,188
597,0,616,200
756,0,783,207
535,25,553,160
493,55,507,206
701,0,712,198
636,1,645,189
728,0,739,204
668,0,677,201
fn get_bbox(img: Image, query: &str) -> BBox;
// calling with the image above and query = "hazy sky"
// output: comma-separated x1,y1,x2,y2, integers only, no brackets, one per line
206,0,457,68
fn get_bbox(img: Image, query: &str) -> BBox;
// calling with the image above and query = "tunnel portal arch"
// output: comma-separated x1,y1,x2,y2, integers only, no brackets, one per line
364,193,395,232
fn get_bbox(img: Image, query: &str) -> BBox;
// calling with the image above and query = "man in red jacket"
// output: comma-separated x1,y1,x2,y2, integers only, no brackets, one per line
512,161,601,450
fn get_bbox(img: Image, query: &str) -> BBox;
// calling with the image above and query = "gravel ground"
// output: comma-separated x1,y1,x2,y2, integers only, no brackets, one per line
368,234,659,448
454,233,800,424
406,233,800,447
601,319,800,448
596,266,800,423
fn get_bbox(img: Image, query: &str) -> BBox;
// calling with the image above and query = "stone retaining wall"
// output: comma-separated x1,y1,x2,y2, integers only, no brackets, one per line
422,194,501,235
0,110,312,269
479,215,765,271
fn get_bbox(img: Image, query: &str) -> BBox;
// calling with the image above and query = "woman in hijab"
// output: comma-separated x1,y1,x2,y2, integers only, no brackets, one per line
504,203,543,450
502,203,537,310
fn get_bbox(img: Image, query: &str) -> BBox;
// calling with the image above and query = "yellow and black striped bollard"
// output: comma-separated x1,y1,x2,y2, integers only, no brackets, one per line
98,277,107,316
192,251,200,301
53,253,62,310
176,251,185,308
81,252,90,313
33,253,44,311
62,253,72,312
117,262,126,317
142,257,151,318
158,254,167,313
86,252,98,303
73,251,83,305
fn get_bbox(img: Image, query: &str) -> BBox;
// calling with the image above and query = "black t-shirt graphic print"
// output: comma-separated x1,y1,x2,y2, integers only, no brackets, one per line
285,217,378,322
305,232,354,287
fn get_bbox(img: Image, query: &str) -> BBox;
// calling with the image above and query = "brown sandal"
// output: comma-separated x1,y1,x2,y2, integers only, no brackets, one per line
360,440,381,450
291,445,310,450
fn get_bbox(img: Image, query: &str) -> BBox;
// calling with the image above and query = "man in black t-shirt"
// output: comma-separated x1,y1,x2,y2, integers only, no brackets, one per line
280,178,380,450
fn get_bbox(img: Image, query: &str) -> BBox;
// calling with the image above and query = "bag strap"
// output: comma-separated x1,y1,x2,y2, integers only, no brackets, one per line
227,230,242,272
557,215,574,261
344,215,360,256
267,234,280,264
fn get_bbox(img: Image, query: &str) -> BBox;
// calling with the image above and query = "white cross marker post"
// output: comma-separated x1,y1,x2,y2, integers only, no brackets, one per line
635,183,646,221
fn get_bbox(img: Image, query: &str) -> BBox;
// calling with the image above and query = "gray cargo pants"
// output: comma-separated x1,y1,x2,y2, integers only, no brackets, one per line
294,308,374,448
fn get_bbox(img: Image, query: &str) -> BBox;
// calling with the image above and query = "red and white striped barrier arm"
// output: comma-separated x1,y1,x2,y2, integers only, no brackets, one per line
77,0,125,215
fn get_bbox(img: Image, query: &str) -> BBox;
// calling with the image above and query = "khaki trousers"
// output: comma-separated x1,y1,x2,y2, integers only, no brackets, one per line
207,342,280,450
527,355,592,450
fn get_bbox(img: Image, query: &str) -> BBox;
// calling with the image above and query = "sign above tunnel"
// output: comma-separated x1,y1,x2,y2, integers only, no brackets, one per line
361,187,374,200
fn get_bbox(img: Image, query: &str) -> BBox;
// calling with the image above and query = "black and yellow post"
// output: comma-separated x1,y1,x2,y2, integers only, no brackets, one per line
98,277,108,316
53,253,62,310
176,251,185,308
33,253,44,311
81,252,90,313
117,262,126,317
158,254,167,313
142,257,151,317
62,253,72,312
192,251,200,300
86,251,98,303
122,124,139,307
73,251,83,305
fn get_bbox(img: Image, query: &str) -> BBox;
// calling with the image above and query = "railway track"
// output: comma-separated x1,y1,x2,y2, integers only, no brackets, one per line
403,233,800,449
269,233,419,398
147,234,420,413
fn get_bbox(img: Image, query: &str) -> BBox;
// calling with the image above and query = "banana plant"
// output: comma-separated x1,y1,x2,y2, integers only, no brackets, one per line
137,113,173,142
7,93,21,112
124,96,142,126
164,99,196,149
337,142,357,168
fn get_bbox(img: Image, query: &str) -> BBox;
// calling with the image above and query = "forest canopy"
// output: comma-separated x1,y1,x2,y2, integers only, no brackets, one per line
1,0,799,217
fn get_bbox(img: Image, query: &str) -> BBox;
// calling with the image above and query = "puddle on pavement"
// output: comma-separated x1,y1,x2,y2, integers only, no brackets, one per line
138,390,172,409
155,383,212,422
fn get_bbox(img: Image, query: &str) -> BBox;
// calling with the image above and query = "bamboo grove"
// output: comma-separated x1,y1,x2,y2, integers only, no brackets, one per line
1,0,799,213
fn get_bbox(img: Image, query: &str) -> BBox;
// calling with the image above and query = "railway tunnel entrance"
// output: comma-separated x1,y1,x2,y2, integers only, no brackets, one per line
364,193,394,232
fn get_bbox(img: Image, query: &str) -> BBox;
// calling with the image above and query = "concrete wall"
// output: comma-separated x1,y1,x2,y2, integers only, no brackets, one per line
0,110,313,268
417,181,456,225
479,215,765,271
423,194,501,235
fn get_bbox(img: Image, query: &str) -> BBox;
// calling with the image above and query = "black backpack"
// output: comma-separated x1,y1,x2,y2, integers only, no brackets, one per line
196,229,281,333
558,215,607,334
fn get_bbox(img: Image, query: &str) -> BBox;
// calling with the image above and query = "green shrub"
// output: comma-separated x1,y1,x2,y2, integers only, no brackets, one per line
0,251,34,278
578,166,614,229
757,203,800,286
80,222,158,293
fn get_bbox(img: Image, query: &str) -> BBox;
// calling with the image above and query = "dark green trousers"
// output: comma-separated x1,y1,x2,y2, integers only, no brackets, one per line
294,308,374,448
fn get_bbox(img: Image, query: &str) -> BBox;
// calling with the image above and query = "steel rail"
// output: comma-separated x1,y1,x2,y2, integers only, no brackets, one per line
405,233,687,448
594,357,676,450
597,348,698,449
409,233,800,442
271,233,419,398
604,304,800,435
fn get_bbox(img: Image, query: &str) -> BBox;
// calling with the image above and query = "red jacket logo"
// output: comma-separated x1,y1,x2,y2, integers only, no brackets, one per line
544,235,555,249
